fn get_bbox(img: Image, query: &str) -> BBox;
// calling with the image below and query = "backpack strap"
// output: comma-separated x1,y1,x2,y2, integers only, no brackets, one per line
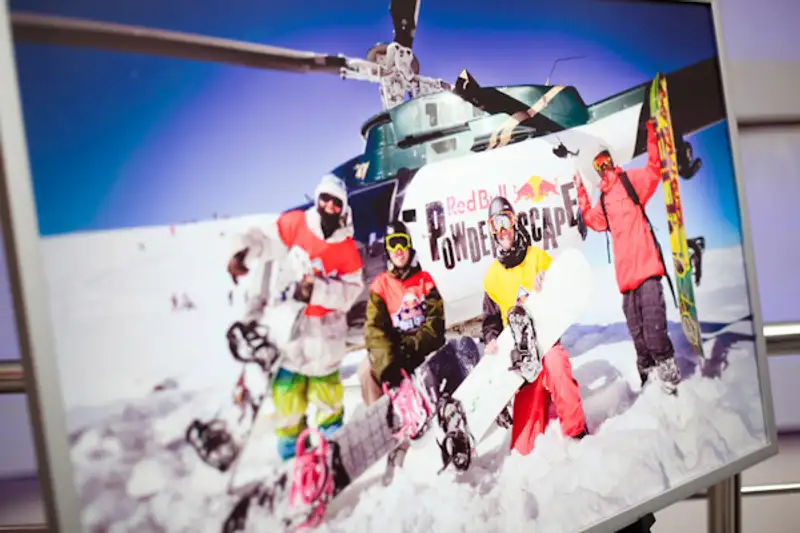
599,193,612,265
617,172,678,308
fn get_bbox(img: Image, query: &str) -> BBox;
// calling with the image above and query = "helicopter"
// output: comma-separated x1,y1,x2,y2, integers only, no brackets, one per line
10,0,719,328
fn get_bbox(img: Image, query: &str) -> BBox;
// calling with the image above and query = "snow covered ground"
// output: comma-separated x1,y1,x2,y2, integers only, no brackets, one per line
39,220,769,533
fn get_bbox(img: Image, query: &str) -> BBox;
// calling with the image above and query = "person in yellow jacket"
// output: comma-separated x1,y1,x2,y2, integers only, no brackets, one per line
482,196,587,456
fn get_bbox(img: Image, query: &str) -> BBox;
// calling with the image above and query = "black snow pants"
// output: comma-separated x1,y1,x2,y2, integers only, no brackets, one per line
622,276,678,386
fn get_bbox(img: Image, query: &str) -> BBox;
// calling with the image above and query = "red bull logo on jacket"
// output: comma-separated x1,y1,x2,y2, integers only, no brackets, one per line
514,176,560,204
392,292,426,333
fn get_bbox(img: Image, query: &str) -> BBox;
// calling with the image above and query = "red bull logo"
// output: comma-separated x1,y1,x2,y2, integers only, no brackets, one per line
393,292,426,333
514,176,560,204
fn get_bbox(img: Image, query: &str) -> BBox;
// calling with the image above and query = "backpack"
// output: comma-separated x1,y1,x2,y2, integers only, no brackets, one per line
599,172,677,308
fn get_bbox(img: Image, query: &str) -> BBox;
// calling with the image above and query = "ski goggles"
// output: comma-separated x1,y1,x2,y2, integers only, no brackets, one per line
318,192,343,212
489,211,515,235
385,232,412,253
593,152,614,174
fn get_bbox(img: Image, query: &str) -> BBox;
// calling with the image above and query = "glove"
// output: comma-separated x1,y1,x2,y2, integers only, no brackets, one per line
292,274,314,303
227,249,250,285
379,362,405,390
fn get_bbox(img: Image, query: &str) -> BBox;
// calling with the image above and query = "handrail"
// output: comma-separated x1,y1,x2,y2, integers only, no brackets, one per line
0,360,25,394
0,322,797,394
688,481,800,500
0,526,48,533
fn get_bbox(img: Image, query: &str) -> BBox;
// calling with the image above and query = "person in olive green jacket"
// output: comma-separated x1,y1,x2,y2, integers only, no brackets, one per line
357,220,446,406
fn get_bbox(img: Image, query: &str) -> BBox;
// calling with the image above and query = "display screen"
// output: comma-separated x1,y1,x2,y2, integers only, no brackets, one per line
7,0,773,531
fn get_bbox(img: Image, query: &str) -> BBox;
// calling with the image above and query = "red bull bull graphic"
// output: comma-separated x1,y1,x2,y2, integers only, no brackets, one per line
514,176,561,204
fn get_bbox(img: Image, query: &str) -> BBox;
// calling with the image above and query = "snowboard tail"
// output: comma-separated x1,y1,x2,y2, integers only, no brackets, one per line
650,74,705,358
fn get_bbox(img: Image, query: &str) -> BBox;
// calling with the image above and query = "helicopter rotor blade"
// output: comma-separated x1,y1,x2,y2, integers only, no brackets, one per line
390,0,420,49
10,12,348,74
453,68,563,136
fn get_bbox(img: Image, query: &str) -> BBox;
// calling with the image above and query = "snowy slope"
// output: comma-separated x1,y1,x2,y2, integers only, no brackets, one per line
38,219,769,533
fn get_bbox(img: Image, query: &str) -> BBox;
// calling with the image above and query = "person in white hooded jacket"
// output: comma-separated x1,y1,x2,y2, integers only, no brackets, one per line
227,174,364,461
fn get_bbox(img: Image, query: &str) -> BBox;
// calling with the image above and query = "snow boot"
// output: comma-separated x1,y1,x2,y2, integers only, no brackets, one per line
655,358,681,396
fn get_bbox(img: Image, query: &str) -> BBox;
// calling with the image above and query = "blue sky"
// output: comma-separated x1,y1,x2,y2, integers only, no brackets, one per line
9,0,743,250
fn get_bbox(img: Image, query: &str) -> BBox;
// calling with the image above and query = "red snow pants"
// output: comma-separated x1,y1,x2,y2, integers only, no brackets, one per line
510,343,585,456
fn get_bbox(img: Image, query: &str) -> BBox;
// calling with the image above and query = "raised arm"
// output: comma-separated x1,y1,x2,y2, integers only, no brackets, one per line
574,176,609,232
230,212,296,274
627,119,662,206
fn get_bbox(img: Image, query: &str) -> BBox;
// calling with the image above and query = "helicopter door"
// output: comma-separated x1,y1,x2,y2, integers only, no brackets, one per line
345,179,398,274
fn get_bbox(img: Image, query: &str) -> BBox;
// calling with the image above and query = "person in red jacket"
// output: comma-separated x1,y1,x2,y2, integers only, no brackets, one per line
358,220,446,405
572,119,682,395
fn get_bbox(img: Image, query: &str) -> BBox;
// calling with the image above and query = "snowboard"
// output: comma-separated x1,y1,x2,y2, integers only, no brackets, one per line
453,248,593,447
185,246,309,476
221,336,482,532
650,73,705,358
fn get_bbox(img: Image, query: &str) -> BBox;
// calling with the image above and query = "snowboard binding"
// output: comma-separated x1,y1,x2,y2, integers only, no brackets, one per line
287,428,335,530
687,236,705,286
435,392,476,474
507,305,544,383
384,368,434,441
185,418,240,472
676,137,702,180
226,320,282,376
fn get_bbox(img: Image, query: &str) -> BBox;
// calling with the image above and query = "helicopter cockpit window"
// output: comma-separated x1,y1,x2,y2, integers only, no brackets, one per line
425,103,438,128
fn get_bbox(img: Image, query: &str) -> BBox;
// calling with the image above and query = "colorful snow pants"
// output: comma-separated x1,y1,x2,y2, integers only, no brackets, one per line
272,368,344,461
510,343,585,456
622,276,680,387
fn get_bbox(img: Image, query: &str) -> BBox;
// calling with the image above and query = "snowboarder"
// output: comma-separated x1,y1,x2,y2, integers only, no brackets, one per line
572,118,682,394
226,174,365,461
357,220,446,406
482,196,587,456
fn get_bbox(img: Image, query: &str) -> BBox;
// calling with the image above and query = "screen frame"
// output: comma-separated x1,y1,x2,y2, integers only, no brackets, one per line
0,0,779,531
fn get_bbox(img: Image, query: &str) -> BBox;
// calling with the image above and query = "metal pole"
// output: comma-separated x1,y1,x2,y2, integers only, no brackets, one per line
708,474,742,533
0,360,26,393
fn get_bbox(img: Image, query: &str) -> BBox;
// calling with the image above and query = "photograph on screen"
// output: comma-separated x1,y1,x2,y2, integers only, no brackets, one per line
9,0,771,531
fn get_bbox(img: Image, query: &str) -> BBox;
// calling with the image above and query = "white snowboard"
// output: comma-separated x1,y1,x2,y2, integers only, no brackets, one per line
455,247,594,444
225,245,311,494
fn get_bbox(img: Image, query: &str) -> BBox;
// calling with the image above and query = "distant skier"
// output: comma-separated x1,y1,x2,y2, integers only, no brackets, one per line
572,118,682,394
226,174,364,461
181,292,196,310
357,220,446,406
482,197,587,456
170,293,178,311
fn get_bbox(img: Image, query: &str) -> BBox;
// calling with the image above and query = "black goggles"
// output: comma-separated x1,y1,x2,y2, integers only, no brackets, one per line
318,193,343,210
